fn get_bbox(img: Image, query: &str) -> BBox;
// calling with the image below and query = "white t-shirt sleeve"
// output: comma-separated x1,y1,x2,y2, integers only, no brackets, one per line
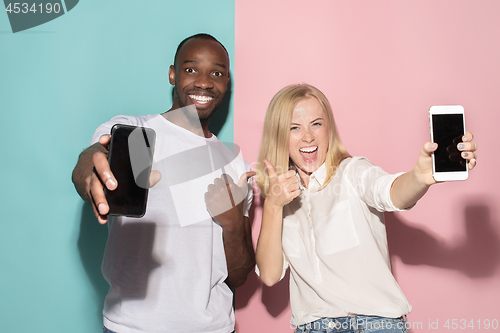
90,115,135,145
242,177,253,218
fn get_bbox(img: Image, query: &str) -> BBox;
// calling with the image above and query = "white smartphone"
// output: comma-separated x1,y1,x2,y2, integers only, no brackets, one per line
429,105,468,181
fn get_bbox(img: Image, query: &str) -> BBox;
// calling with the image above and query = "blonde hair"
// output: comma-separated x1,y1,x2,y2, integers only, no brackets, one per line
256,84,351,197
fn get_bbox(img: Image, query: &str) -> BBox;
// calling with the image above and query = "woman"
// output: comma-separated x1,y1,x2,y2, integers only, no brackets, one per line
255,84,477,333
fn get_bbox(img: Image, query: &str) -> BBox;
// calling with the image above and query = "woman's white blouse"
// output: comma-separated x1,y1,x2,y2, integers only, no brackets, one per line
280,157,412,326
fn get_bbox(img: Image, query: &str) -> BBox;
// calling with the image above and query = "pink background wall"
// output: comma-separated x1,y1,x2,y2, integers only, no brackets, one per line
233,1,500,332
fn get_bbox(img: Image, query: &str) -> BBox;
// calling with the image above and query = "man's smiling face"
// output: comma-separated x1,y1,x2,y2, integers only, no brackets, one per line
169,38,230,123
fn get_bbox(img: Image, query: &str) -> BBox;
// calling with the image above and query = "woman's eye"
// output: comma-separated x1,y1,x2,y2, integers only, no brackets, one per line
313,122,322,126
290,126,299,131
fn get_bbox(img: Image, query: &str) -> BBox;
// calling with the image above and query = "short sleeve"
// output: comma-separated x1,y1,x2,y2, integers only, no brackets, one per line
243,179,253,217
90,115,135,145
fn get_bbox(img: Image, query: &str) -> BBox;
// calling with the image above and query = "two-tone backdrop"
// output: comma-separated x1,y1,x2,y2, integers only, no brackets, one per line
1,1,499,332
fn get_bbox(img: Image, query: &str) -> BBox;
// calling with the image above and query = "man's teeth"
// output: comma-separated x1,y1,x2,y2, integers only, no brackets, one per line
189,95,213,103
299,146,318,153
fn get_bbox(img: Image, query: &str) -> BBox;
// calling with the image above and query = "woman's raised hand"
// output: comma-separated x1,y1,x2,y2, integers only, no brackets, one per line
263,159,301,207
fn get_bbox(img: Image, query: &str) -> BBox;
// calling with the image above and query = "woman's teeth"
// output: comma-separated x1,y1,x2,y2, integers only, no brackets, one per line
299,146,318,153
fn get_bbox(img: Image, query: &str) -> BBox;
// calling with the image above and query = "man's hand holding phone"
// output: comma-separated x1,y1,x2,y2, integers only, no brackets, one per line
72,134,115,224
72,132,160,224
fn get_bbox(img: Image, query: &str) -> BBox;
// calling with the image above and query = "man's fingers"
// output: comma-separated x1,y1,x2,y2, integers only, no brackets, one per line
237,171,256,188
89,174,109,224
92,151,117,190
214,177,228,189
91,204,108,225
90,173,109,216
91,203,108,224
245,171,257,180
263,159,277,178
149,170,162,188
221,174,236,186
98,134,111,148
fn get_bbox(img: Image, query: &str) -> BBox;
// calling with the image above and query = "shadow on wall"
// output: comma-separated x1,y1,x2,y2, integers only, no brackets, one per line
235,270,291,317
77,202,109,323
386,204,500,278
236,201,500,320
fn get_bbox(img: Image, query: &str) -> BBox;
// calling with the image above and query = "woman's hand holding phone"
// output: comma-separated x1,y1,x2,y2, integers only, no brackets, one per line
391,131,477,210
457,132,477,170
413,131,477,188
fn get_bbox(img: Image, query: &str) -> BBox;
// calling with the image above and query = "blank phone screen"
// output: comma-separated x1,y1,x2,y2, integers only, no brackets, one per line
432,114,466,172
107,125,155,217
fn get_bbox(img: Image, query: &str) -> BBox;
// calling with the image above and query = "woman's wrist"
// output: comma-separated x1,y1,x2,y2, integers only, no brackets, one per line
263,198,284,217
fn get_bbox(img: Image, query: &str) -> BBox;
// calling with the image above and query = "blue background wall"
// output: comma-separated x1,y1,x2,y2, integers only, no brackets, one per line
0,1,235,331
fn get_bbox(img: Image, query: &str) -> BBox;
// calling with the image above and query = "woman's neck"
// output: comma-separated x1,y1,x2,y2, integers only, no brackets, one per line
296,167,311,189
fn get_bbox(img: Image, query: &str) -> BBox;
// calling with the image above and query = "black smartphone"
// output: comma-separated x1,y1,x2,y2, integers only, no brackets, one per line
429,105,468,181
106,124,156,217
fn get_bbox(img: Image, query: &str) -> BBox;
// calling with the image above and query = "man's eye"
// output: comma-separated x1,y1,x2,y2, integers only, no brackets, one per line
213,71,223,77
185,68,196,73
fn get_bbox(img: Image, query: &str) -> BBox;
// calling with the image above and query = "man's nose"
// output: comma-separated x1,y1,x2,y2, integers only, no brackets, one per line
194,73,214,89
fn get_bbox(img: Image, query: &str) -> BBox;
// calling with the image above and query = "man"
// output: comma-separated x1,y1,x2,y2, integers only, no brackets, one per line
72,34,255,333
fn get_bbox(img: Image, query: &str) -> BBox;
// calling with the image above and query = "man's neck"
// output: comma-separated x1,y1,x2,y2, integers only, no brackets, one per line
162,105,212,138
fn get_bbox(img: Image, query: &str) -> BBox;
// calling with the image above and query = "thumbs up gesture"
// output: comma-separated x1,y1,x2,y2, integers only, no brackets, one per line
204,171,256,226
263,159,301,208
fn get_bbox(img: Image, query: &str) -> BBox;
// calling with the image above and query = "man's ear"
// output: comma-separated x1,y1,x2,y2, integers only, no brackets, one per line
168,65,176,85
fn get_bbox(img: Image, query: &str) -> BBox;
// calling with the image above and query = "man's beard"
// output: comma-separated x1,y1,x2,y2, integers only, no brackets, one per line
175,88,218,125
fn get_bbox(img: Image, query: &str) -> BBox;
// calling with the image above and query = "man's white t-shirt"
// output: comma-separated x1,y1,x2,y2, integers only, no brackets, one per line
91,114,252,333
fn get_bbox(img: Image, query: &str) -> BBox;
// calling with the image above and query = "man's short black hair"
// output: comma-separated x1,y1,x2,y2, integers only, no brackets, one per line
173,33,229,68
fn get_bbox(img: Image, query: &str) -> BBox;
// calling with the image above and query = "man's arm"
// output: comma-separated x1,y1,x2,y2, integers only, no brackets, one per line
221,215,255,289
205,173,256,289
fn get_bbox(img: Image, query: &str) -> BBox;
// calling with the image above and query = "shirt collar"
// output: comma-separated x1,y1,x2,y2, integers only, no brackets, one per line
310,163,327,187
294,163,327,189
